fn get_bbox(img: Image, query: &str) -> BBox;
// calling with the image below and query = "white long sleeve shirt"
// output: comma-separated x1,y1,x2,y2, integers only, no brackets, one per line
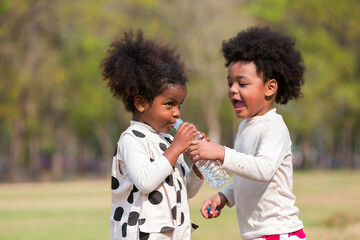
220,109,303,240
110,121,203,240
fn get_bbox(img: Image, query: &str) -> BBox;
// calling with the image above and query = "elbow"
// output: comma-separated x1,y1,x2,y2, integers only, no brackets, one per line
137,185,154,194
132,174,161,194
251,169,277,182
134,179,158,194
252,157,277,182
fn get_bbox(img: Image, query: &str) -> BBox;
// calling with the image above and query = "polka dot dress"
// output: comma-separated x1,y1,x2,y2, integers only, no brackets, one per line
110,121,203,240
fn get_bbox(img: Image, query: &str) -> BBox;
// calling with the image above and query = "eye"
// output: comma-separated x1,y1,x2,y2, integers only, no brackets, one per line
165,102,173,107
227,82,233,88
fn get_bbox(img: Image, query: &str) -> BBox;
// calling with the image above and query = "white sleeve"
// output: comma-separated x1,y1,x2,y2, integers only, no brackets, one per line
219,181,235,207
185,164,204,199
120,133,173,194
222,123,290,182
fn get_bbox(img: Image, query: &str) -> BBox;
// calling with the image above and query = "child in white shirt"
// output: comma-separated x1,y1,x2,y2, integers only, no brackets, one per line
101,29,204,240
187,26,306,240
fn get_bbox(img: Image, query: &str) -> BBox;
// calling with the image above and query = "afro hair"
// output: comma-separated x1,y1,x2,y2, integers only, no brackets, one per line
101,29,188,112
222,26,305,104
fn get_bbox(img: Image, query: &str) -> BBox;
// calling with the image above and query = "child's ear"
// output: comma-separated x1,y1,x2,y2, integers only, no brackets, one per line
134,95,147,112
265,79,278,97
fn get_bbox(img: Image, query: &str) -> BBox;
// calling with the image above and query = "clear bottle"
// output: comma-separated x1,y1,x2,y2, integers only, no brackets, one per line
173,119,229,189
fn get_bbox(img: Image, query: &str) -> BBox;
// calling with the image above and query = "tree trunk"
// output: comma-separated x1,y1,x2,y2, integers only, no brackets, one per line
95,125,113,176
9,119,24,182
300,135,316,169
340,124,354,168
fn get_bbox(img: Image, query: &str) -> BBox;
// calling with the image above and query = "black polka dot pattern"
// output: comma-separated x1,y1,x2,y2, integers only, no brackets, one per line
180,164,186,177
132,130,145,138
139,231,150,240
165,175,173,186
111,176,119,190
159,143,167,151
111,126,194,239
176,190,181,204
113,144,118,156
179,212,185,226
132,185,139,193
127,185,139,204
148,190,163,205
122,223,127,237
127,191,133,204
113,207,124,221
128,211,140,226
160,226,175,233
177,179,182,191
164,137,172,144
171,206,177,220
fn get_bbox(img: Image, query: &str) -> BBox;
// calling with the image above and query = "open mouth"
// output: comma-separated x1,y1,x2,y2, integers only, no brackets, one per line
232,99,245,110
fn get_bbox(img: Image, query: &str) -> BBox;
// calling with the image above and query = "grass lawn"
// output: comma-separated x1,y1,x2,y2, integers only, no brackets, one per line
0,170,359,240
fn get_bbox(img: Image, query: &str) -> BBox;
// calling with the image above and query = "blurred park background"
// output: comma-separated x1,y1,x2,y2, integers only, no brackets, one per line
0,0,360,239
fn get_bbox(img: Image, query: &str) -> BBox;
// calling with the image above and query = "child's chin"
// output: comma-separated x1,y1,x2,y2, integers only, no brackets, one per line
235,111,247,119
162,127,171,134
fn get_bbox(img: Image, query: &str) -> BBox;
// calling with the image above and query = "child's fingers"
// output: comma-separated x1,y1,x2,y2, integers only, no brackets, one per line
174,122,197,143
182,123,198,139
186,146,200,163
197,131,210,141
200,201,211,219
208,204,221,218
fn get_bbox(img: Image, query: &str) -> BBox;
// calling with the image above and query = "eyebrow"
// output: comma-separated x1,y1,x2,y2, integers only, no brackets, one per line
227,75,247,81
164,97,184,104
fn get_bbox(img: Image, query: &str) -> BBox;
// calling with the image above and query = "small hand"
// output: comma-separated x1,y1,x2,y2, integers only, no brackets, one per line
201,194,224,219
164,122,198,166
172,122,198,153
188,141,225,163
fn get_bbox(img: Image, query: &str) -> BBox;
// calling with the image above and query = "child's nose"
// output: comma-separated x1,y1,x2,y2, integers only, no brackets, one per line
229,83,238,95
173,106,180,117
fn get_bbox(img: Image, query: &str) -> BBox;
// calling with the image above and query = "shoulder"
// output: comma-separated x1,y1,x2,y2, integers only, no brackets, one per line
118,124,150,149
262,110,290,139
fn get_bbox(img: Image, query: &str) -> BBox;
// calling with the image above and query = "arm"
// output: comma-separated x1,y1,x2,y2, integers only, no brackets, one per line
163,122,198,166
120,134,173,193
188,123,290,182
121,122,199,194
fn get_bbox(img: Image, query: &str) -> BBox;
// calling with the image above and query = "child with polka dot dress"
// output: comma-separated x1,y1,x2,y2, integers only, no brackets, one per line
101,29,204,240
188,27,307,240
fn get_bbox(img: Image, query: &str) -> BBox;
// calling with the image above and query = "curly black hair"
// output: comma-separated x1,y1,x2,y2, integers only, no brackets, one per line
222,26,305,104
101,29,188,112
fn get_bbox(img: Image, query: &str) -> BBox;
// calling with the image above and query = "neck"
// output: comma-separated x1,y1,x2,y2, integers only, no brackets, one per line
132,110,142,122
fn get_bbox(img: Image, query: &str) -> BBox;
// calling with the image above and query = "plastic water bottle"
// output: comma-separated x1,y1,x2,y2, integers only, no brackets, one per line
173,119,229,189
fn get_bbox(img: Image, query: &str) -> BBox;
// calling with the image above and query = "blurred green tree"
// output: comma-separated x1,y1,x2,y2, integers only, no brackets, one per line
1,0,359,182
249,0,360,168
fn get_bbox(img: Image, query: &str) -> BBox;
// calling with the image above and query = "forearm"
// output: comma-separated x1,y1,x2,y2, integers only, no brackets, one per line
126,155,173,193
222,147,279,182
190,141,226,162
163,144,183,166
